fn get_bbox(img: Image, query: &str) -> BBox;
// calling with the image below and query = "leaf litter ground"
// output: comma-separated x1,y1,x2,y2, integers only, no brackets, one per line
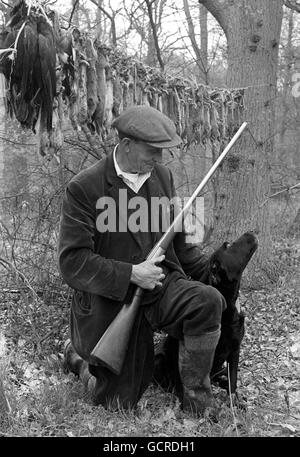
0,238,299,437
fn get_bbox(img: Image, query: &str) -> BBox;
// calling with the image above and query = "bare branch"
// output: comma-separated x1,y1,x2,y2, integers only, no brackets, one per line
89,0,117,45
158,0,167,28
198,0,229,35
0,0,12,8
90,0,113,21
144,0,165,71
283,0,300,13
183,0,202,62
0,136,36,146
183,0,208,82
199,4,208,69
68,0,80,28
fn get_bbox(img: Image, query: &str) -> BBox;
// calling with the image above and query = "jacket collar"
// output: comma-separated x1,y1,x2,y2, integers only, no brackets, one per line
105,150,165,199
104,150,166,251
105,152,166,246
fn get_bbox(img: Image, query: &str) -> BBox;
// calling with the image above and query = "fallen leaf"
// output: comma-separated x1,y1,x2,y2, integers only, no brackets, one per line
290,342,300,359
289,391,300,410
183,419,197,428
164,408,176,421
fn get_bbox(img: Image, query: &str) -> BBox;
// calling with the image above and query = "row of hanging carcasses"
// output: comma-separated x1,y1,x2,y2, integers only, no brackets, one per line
0,2,244,158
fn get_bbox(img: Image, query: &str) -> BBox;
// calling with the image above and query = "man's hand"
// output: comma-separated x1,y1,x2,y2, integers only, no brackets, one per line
130,255,166,290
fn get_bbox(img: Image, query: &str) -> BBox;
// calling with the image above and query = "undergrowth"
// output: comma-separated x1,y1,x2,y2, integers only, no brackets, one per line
0,237,299,437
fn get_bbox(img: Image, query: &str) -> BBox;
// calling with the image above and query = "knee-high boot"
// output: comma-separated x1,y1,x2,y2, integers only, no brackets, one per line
178,329,220,416
63,340,96,393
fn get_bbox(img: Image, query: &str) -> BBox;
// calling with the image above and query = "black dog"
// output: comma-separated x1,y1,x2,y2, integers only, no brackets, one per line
153,231,258,404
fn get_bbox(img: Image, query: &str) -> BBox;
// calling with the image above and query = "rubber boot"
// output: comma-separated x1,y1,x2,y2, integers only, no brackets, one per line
63,339,96,393
178,329,220,417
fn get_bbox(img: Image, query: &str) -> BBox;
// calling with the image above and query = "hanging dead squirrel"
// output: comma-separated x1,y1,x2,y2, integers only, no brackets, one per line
41,9,64,159
85,38,98,132
78,54,89,126
67,28,80,132
93,44,108,136
103,65,114,134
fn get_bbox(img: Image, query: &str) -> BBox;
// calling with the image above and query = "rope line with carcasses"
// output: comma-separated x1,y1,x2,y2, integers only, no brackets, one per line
0,0,245,158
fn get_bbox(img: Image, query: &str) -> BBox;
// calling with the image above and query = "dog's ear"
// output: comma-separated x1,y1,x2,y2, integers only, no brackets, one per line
209,242,229,285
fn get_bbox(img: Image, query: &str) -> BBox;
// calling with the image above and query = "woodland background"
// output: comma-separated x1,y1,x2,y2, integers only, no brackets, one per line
0,0,299,438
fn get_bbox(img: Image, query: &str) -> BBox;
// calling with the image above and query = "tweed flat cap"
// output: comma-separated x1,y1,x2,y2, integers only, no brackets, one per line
112,105,182,148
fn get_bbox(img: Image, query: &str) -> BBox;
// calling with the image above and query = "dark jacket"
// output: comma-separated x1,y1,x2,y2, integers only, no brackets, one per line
58,152,208,363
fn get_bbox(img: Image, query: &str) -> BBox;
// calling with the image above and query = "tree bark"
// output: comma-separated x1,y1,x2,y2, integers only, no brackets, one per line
182,0,209,83
146,22,158,67
183,0,205,82
90,0,117,46
145,0,165,71
200,0,284,285
279,8,294,149
199,3,209,84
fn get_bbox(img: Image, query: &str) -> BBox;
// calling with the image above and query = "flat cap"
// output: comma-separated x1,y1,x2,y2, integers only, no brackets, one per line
112,105,182,148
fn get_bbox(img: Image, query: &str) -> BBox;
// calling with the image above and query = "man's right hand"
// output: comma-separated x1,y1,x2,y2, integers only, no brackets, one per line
130,255,166,290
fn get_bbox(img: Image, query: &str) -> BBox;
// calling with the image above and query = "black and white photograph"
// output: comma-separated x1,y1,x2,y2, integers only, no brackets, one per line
0,0,299,444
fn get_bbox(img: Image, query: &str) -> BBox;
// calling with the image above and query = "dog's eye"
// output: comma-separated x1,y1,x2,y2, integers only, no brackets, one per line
223,242,230,249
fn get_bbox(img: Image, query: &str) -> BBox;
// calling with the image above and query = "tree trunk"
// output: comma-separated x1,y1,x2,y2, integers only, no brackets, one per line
183,0,208,83
0,74,5,202
146,22,158,67
200,0,283,285
288,207,300,236
279,8,294,149
145,0,164,71
199,4,209,84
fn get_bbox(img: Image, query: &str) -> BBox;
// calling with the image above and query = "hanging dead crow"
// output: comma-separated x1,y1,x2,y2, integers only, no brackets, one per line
36,16,56,131
1,1,56,132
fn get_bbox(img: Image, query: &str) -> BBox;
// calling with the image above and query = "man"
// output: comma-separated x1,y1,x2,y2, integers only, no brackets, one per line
58,105,226,416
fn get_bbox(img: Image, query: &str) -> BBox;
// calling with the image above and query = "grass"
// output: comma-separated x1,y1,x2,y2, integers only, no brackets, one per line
0,237,299,437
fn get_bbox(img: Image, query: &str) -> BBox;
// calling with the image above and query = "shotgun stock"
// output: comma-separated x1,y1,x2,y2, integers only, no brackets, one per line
90,122,248,375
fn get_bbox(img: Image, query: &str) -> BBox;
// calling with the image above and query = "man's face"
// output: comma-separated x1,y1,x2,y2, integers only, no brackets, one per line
126,139,163,173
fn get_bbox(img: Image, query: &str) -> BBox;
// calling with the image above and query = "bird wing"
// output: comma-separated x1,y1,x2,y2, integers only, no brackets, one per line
37,17,56,131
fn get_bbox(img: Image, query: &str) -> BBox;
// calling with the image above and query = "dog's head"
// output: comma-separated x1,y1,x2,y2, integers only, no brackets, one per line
208,231,258,306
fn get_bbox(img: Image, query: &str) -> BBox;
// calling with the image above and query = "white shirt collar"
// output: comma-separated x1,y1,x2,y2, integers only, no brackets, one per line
113,145,151,193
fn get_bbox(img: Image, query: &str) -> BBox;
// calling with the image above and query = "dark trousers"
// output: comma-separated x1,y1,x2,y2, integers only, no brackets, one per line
143,269,225,337
87,269,226,409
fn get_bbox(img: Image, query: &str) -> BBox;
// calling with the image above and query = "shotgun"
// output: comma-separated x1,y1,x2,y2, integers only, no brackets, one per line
90,122,248,375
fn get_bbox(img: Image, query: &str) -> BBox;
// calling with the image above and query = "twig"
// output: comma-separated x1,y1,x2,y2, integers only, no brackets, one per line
227,363,239,437
0,136,37,147
0,0,12,8
258,182,300,209
0,257,40,302
284,0,300,13
38,329,55,344
144,0,165,72
68,0,79,28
